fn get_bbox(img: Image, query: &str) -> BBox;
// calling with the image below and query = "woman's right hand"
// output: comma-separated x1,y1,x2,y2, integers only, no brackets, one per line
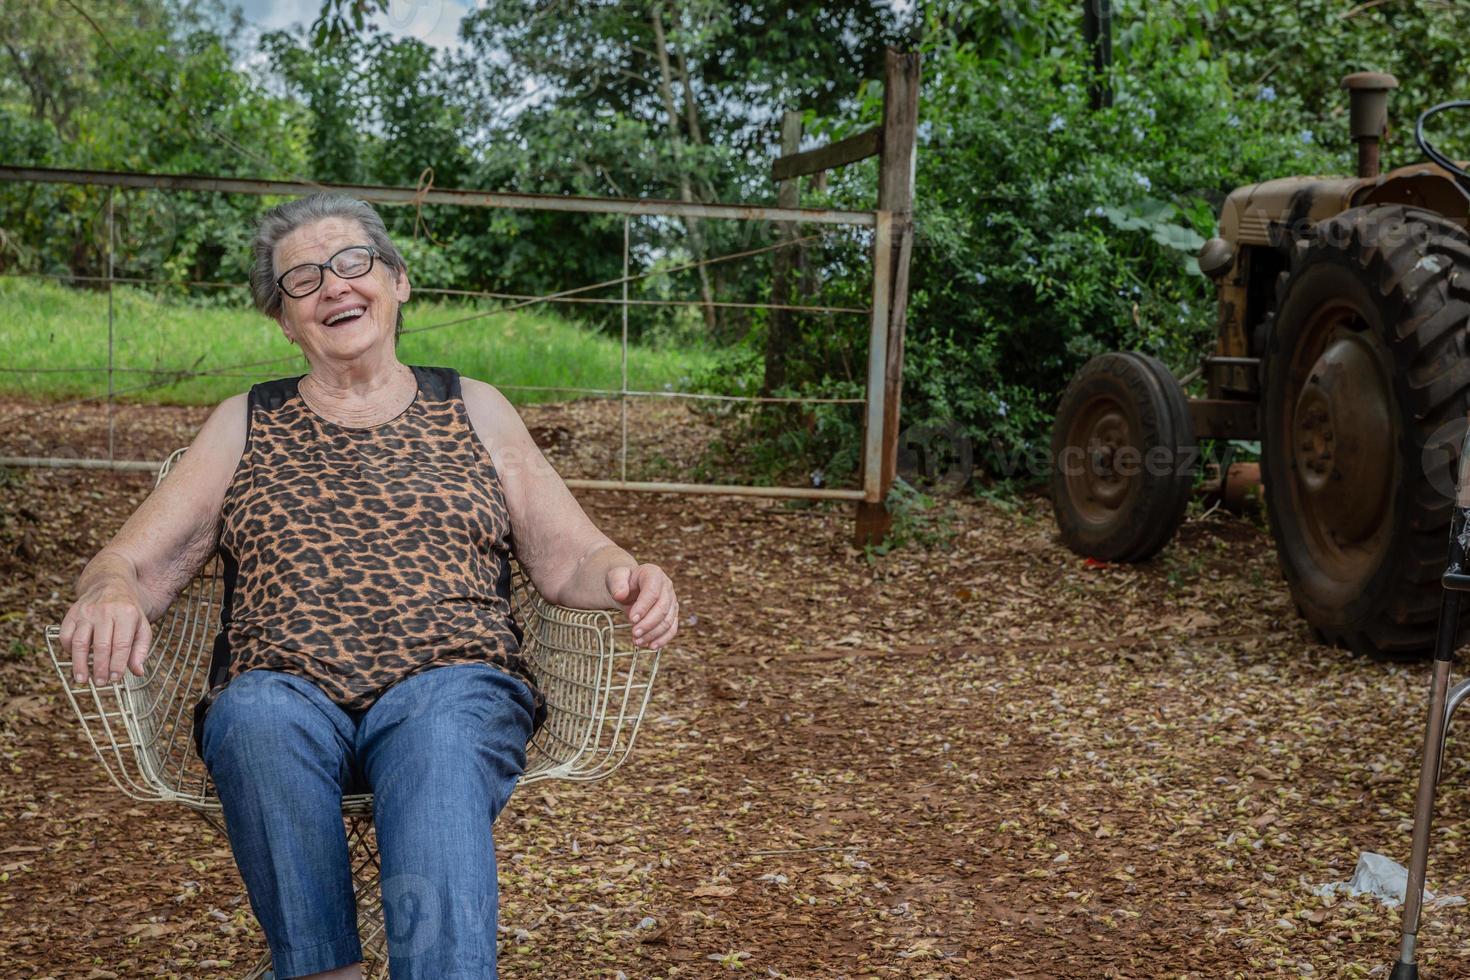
59,581,153,686
54,393,246,689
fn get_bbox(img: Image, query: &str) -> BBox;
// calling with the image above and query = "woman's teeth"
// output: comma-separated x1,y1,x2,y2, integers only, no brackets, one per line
325,307,366,325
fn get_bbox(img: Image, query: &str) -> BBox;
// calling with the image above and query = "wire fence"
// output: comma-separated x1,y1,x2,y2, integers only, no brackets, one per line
0,166,894,503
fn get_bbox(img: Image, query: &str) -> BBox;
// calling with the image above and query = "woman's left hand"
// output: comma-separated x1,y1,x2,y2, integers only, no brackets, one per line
607,563,679,650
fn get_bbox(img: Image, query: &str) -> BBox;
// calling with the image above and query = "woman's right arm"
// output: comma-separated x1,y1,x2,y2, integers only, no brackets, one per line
60,393,248,686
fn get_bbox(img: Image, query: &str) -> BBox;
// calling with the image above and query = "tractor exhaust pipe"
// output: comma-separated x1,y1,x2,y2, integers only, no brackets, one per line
1343,72,1399,178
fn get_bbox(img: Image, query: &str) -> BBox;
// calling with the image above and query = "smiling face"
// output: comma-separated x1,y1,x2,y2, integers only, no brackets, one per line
272,216,410,367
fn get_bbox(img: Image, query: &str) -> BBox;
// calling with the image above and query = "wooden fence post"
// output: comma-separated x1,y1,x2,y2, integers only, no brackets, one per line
854,48,920,547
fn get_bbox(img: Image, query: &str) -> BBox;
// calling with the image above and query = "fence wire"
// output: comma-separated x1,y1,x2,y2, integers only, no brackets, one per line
1,174,889,502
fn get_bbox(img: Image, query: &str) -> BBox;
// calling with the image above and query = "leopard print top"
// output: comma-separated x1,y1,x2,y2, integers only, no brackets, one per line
190,365,545,757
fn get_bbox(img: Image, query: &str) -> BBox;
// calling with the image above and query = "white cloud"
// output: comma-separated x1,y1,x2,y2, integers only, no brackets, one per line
371,0,470,49
231,0,304,33
229,0,473,49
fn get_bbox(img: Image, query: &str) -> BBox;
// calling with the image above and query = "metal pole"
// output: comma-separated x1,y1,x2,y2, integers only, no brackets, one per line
0,164,878,227
861,211,893,503
763,110,802,396
1083,0,1114,110
620,215,630,484
0,456,869,498
106,187,115,463
1393,440,1470,978
1394,590,1461,979
0,456,162,472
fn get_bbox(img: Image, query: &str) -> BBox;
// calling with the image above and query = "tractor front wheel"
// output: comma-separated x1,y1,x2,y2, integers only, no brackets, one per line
1050,351,1195,562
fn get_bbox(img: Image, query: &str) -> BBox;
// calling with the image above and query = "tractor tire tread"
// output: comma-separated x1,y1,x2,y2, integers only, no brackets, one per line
1261,204,1470,658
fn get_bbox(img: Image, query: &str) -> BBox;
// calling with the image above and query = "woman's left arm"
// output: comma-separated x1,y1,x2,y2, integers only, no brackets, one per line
461,378,679,650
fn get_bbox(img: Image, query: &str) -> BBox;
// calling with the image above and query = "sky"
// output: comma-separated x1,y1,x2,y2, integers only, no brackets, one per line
230,0,916,53
231,0,478,51
225,0,912,138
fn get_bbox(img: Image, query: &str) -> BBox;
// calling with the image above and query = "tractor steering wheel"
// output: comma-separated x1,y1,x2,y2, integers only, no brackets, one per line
1416,100,1470,194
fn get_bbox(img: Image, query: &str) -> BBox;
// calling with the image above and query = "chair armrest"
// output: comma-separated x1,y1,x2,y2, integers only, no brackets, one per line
42,446,229,810
43,556,224,811
510,564,661,783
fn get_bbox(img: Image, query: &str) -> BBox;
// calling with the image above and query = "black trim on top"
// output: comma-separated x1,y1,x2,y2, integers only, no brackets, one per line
411,364,459,402
191,546,241,760
249,364,459,410
252,374,302,411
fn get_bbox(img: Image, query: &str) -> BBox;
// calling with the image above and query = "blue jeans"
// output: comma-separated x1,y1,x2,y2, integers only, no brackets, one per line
201,663,536,980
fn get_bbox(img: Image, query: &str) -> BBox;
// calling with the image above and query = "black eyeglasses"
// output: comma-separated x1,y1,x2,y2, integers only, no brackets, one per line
276,244,378,299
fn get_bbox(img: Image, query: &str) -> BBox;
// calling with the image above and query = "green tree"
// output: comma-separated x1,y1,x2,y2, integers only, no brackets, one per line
259,31,369,185
454,0,911,339
0,1,306,284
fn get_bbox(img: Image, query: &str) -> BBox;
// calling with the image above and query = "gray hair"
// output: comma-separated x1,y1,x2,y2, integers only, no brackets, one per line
248,193,408,340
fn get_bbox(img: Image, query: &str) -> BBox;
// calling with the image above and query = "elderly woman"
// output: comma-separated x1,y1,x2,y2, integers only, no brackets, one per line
58,193,679,980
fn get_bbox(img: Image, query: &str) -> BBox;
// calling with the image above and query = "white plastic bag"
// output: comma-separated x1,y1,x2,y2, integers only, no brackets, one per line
1314,852,1465,909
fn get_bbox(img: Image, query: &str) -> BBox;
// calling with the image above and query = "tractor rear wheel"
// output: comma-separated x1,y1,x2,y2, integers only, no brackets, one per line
1050,351,1195,562
1261,205,1470,659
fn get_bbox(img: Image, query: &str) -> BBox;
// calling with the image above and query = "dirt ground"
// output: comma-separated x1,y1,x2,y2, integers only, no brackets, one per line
6,397,1470,978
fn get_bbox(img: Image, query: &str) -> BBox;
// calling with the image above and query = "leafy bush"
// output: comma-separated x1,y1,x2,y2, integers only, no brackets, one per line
725,0,1386,490
863,477,960,561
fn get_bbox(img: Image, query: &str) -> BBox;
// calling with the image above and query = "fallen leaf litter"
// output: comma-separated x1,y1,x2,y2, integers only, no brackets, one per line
3,397,1470,976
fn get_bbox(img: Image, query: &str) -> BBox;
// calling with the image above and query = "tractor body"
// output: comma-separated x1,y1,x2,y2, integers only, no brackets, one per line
1051,74,1470,658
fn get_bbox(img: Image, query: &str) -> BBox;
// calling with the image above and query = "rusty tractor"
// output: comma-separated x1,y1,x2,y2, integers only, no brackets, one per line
1050,74,1470,659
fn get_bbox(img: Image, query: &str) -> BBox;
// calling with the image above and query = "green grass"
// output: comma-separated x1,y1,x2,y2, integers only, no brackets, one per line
0,277,712,406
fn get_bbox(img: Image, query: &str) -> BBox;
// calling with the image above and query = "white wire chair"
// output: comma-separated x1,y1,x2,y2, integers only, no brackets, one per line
43,447,661,979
